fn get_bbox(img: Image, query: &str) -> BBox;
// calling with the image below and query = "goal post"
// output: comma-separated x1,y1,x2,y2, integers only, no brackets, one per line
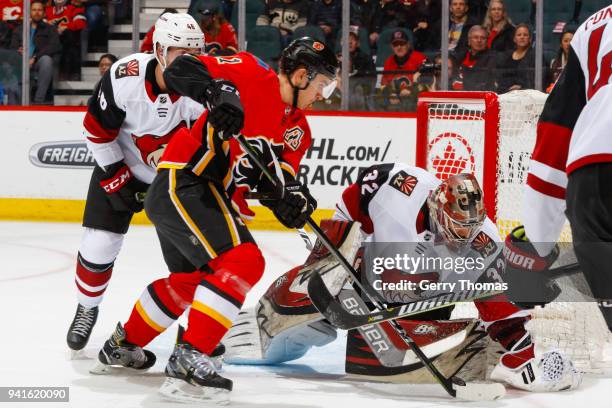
416,90,610,373
416,90,561,239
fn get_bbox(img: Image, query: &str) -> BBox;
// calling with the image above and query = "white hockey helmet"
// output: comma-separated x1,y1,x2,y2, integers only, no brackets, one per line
153,13,205,69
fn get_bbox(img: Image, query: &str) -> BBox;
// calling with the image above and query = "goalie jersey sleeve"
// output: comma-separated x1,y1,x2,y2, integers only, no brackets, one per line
523,5,612,246
334,163,441,241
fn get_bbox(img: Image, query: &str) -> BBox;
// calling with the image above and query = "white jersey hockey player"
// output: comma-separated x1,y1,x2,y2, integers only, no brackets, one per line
509,5,612,330
66,13,205,353
223,163,582,392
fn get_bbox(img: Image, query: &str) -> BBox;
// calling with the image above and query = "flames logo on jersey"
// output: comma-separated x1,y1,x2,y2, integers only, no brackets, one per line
283,126,304,151
471,231,497,257
389,170,418,196
132,122,187,168
428,132,476,180
115,59,140,79
233,136,284,190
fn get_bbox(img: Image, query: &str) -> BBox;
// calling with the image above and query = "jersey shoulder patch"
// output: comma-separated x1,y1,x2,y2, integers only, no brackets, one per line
283,126,305,151
470,231,498,258
388,170,419,196
115,59,140,79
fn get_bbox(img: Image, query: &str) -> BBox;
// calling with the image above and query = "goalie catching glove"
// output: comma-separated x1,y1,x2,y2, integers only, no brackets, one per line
99,161,148,213
258,172,317,229
503,225,561,307
204,79,244,140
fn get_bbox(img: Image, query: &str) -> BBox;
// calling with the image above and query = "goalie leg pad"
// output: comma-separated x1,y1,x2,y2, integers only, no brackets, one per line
345,318,488,383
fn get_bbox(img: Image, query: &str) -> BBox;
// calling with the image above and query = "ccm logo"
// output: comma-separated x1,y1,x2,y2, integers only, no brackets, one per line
101,168,131,193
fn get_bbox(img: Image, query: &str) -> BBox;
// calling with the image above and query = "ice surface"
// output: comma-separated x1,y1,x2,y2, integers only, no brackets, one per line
1,221,611,407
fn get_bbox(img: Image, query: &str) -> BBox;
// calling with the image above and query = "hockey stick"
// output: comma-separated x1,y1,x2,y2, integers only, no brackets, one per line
245,191,313,250
307,270,503,329
234,135,505,401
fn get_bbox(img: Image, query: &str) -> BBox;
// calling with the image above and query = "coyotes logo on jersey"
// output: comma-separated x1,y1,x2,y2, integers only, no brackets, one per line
389,170,418,196
132,122,188,168
115,59,139,79
471,231,497,258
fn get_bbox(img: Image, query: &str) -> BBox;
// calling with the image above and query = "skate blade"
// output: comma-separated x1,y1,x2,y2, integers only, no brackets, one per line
159,377,230,405
89,360,152,376
69,349,88,360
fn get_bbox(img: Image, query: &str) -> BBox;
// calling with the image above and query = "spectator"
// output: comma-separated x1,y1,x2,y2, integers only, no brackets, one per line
467,0,487,22
483,0,514,53
339,26,376,110
379,29,426,111
256,0,309,47
547,30,574,92
46,0,87,81
458,25,496,90
196,2,238,55
430,0,478,58
141,8,178,53
350,0,375,29
0,0,23,23
309,0,341,48
413,53,462,91
0,19,11,48
81,0,108,53
496,23,535,93
98,53,116,77
368,0,397,48
411,0,441,51
10,0,61,104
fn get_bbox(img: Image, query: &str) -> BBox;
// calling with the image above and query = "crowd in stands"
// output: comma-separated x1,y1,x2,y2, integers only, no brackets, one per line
0,0,603,109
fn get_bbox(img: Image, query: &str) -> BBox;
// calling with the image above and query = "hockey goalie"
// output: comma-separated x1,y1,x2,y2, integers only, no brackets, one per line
222,163,582,393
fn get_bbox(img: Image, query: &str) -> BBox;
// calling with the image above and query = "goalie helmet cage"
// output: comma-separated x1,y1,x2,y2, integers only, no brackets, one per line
416,90,611,373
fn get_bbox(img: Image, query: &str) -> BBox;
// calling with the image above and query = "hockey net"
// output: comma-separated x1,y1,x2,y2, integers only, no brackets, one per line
416,90,611,373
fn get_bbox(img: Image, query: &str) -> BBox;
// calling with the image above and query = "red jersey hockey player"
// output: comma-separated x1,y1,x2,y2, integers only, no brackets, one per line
505,5,612,331
65,13,205,354
223,163,582,393
91,38,338,404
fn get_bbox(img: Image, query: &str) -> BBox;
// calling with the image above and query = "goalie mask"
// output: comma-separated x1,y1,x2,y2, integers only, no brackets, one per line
427,173,486,245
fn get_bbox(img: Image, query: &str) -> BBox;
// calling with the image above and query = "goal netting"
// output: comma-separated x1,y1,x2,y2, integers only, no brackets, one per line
416,90,611,373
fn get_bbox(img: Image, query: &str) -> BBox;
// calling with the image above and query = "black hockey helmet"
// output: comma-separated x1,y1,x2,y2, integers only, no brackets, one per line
280,37,338,108
280,37,339,81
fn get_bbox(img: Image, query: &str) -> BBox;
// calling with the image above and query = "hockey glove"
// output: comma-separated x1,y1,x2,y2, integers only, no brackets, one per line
259,176,317,229
99,161,149,213
204,79,244,140
503,225,561,308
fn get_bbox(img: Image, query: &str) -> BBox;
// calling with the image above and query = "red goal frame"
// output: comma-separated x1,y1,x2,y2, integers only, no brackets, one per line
416,91,501,222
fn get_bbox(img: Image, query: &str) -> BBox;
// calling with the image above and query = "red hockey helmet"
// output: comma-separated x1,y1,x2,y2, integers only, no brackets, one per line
427,173,486,244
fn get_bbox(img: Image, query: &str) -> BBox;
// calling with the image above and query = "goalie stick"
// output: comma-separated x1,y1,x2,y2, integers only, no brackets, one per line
234,134,505,401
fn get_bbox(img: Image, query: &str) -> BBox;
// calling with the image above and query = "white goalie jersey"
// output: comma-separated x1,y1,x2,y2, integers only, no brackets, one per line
82,53,204,183
333,163,504,291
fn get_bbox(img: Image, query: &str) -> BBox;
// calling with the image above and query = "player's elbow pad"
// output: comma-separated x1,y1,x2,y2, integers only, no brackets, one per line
163,55,213,104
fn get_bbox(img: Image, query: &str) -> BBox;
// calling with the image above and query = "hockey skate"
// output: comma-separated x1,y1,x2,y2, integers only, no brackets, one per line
176,324,225,371
159,343,232,404
66,304,98,358
90,322,156,375
490,342,582,392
